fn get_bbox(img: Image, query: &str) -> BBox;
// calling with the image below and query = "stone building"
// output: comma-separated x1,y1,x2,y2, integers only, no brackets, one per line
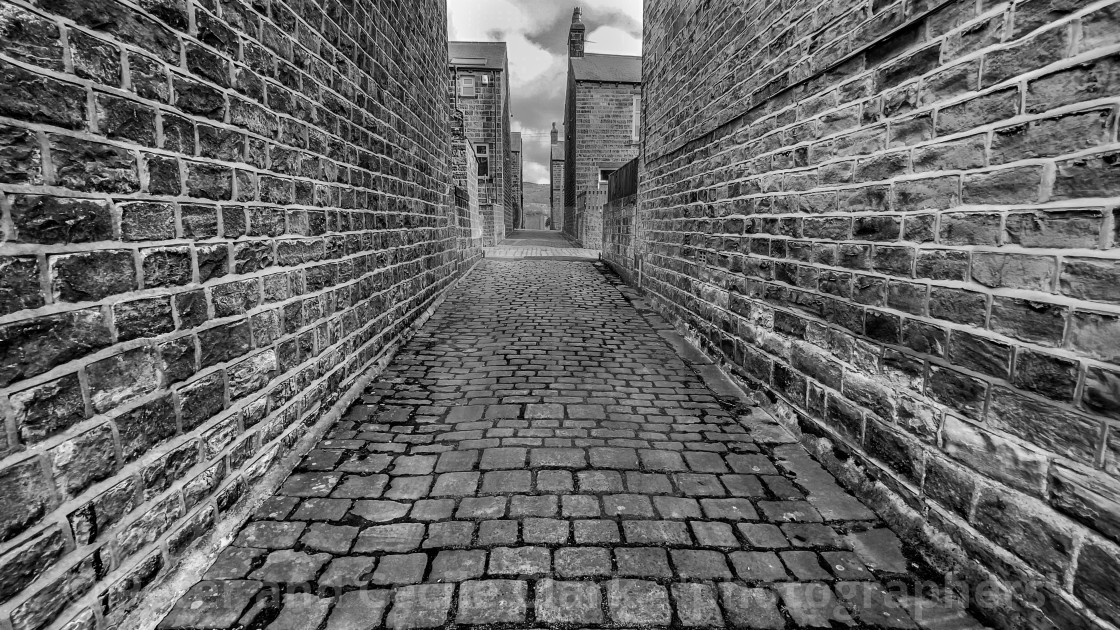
549,122,565,230
510,131,523,229
602,0,1120,627
449,41,514,245
561,8,641,247
0,0,480,628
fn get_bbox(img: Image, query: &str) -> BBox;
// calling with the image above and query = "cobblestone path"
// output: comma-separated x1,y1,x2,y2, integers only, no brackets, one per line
484,229,598,259
159,261,985,629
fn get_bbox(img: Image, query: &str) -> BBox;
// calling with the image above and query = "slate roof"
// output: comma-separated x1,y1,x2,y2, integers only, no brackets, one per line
551,141,565,161
571,53,642,83
448,42,507,70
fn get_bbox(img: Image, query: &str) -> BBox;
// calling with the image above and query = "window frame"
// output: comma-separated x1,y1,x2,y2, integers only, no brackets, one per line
631,95,641,142
475,142,491,178
459,75,477,97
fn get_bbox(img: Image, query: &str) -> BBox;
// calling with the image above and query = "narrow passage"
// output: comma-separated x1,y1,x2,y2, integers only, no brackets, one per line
483,229,599,259
159,259,985,629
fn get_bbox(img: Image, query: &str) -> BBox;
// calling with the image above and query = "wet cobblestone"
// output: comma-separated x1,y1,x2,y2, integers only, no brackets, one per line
159,260,986,629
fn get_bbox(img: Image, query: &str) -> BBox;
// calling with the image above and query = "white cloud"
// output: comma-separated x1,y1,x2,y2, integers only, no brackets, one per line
506,33,556,85
585,25,641,56
524,160,549,184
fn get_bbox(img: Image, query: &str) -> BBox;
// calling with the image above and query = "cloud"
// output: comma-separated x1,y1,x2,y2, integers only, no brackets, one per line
584,26,641,56
448,0,643,183
523,160,550,184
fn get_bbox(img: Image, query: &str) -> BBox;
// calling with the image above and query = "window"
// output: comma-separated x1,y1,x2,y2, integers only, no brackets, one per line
599,169,615,188
476,143,490,177
459,76,476,97
631,96,641,142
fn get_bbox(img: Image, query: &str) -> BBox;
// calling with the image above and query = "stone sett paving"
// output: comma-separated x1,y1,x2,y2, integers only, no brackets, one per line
159,260,987,629
484,229,599,260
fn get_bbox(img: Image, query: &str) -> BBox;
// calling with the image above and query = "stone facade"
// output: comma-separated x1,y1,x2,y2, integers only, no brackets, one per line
0,1,477,629
603,192,639,285
510,131,522,229
451,111,484,249
550,123,564,230
449,42,513,246
604,0,1120,628
575,189,607,251
561,9,641,247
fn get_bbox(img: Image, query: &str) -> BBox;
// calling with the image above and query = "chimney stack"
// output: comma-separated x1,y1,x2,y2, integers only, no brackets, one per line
568,7,585,58
551,122,559,145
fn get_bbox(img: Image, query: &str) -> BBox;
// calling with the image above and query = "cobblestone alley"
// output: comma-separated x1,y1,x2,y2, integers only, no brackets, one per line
3,0,1119,626
158,258,984,629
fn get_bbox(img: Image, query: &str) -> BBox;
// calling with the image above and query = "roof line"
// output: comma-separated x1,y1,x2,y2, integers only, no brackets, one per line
581,52,643,60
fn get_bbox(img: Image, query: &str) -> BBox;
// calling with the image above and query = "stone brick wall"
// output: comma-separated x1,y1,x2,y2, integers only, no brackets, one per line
602,192,639,285
450,110,483,248
450,64,511,245
550,154,564,230
575,189,606,249
0,1,473,629
563,79,641,239
634,0,1120,627
510,137,522,229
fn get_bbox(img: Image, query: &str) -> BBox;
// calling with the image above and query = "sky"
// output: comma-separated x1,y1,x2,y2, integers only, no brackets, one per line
448,0,644,184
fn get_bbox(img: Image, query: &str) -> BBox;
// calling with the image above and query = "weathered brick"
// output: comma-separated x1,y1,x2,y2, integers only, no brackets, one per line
0,58,85,128
174,74,225,119
50,136,139,193
0,5,63,70
199,321,251,367
0,458,58,543
10,550,101,630
0,524,67,601
87,347,160,413
115,297,175,342
936,87,1019,135
11,374,85,443
988,387,1098,463
178,372,225,431
114,395,178,461
1053,150,1120,201
0,309,112,387
1026,52,1120,114
1005,209,1105,248
962,166,1044,205
982,24,1070,88
186,161,233,199
971,252,1055,291
942,416,1048,493
1082,365,1120,421
0,124,43,185
948,330,1011,378
10,196,113,244
50,250,136,302
1049,464,1120,544
0,256,44,315
48,423,118,497
121,202,175,241
1059,257,1120,304
990,296,1065,345
129,52,170,102
1069,310,1120,363
913,135,985,172
69,29,122,84
1073,540,1120,625
96,93,157,146
145,153,182,195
